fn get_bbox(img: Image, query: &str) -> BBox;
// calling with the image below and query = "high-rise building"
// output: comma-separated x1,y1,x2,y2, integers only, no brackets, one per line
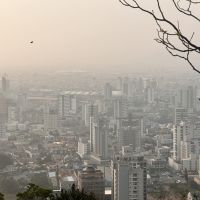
146,87,155,104
113,97,128,120
175,86,197,109
111,146,147,200
127,79,135,98
78,166,105,200
78,138,90,158
90,116,95,152
116,77,122,91
91,118,108,160
173,122,190,162
136,78,144,94
86,104,99,152
44,105,58,132
83,103,98,127
117,116,142,152
187,86,195,109
0,93,8,136
17,93,27,122
171,121,200,171
8,106,17,122
104,83,112,100
174,107,188,124
1,75,9,93
122,77,129,96
58,93,77,119
180,123,200,171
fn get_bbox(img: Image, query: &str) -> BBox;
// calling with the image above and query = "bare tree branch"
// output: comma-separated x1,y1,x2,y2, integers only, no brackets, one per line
172,0,200,22
119,0,200,73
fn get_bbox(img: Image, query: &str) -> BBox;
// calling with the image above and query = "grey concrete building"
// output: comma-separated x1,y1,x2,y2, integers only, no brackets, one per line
111,146,147,200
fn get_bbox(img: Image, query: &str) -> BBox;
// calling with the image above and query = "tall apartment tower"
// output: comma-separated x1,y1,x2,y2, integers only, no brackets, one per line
113,97,128,120
91,118,108,160
2,75,9,93
77,138,90,158
0,93,8,136
58,93,77,119
122,77,129,96
136,78,144,94
175,86,197,110
104,83,112,100
111,146,147,200
44,104,58,132
174,107,188,124
146,87,155,104
187,86,195,109
17,93,27,122
87,104,99,152
78,166,105,200
116,77,122,91
172,122,200,171
173,122,190,162
117,116,142,152
83,103,98,127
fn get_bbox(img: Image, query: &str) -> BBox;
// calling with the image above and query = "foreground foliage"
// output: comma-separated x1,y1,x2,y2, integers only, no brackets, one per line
53,184,96,200
17,184,53,200
148,181,200,200
0,193,4,200
16,184,96,200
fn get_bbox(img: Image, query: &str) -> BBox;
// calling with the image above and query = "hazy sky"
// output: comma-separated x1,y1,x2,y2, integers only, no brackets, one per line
0,0,197,74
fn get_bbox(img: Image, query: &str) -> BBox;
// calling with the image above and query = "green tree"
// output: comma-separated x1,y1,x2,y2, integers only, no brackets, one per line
17,184,97,200
52,184,96,200
0,193,4,200
17,184,53,200
193,192,200,200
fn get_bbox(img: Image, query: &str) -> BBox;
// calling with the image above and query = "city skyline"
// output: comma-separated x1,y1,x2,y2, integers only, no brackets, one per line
0,1,200,199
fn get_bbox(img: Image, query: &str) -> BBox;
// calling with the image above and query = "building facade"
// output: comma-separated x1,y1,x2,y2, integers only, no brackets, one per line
111,146,147,200
78,166,105,200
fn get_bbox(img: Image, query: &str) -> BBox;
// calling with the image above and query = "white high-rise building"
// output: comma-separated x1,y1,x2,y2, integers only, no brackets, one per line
111,146,147,200
88,104,99,152
172,122,200,172
78,138,90,158
181,123,200,171
90,116,95,152
173,122,190,162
